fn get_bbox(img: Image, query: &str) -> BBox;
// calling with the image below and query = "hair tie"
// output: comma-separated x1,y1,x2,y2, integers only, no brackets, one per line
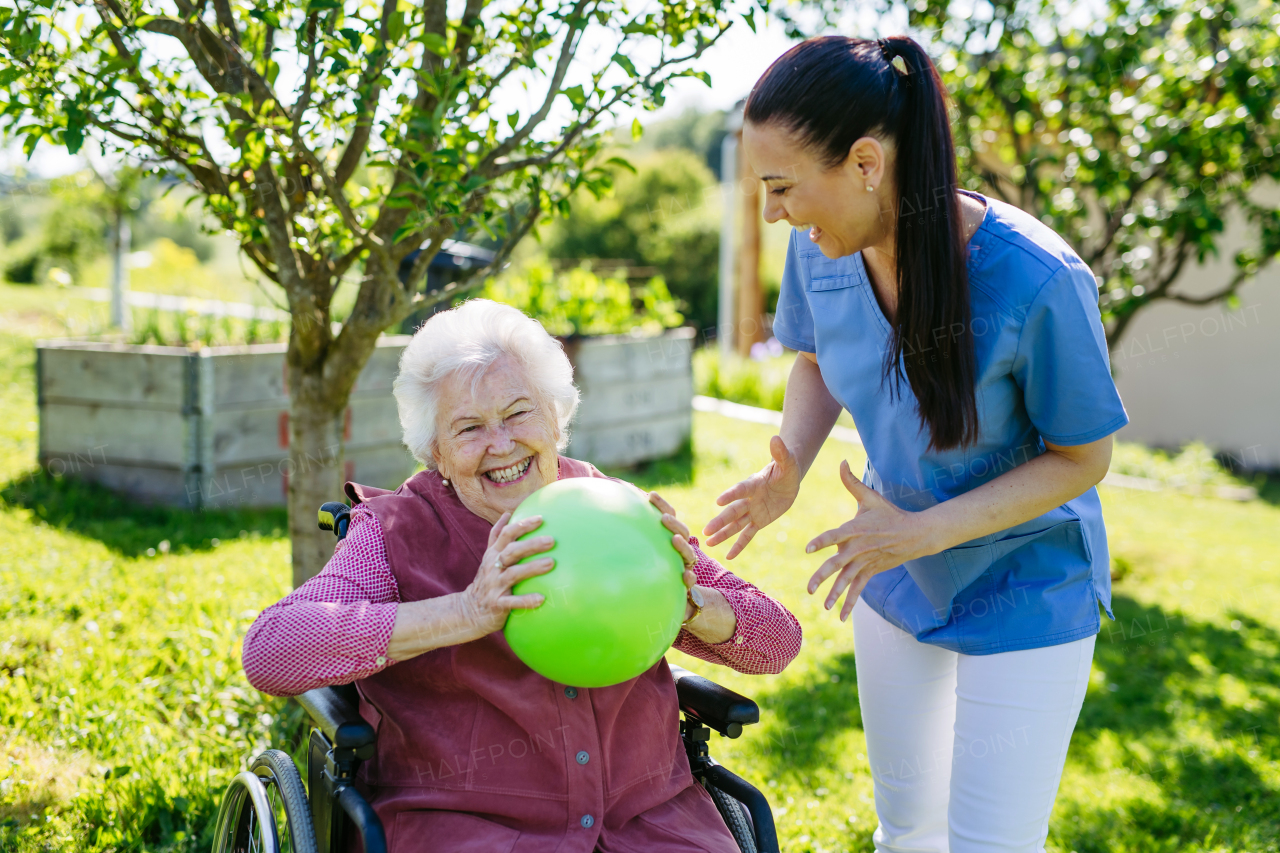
878,37,910,75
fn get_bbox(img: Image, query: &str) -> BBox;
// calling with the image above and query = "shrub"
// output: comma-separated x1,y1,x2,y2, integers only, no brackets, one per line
482,260,683,337
541,150,720,332
3,249,39,284
693,347,793,411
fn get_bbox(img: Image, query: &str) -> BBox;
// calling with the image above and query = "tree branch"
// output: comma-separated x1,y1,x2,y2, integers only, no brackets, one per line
333,0,398,187
292,13,321,123
452,0,487,69
212,0,241,45
476,0,592,171
1166,262,1262,306
487,24,728,178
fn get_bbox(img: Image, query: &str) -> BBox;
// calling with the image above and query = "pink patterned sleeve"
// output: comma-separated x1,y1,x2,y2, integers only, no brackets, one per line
672,538,802,675
242,507,401,697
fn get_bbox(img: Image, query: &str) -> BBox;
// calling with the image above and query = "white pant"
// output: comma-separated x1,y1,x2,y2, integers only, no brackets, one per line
851,598,1095,853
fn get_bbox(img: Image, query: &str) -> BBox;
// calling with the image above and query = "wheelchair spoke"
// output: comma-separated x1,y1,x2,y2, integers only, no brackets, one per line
248,806,261,853
266,777,292,852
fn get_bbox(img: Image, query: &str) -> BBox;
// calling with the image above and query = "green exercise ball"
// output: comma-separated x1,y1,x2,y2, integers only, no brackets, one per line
503,478,686,688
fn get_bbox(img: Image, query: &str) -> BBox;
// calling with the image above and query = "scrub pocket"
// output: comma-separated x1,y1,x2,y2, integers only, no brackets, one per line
900,543,992,613
905,520,1086,615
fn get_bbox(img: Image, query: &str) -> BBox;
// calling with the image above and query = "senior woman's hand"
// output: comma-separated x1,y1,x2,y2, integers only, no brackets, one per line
386,513,554,662
461,513,558,635
649,493,737,645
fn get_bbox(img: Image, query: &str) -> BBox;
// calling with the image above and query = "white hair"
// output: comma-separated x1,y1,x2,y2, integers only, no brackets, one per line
393,299,580,468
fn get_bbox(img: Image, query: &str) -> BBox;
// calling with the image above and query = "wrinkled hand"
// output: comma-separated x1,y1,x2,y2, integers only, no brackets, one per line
807,461,930,621
649,492,699,620
703,435,802,560
460,513,556,636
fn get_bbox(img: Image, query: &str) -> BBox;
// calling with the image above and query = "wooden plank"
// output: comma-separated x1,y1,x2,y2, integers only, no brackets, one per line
35,459,196,508
567,329,693,385
211,348,288,407
353,337,409,394
347,444,418,491
565,410,692,468
209,337,408,408
209,396,401,466
347,396,404,448
199,442,413,508
40,403,190,467
209,406,291,466
572,374,692,429
38,345,187,409
202,459,290,509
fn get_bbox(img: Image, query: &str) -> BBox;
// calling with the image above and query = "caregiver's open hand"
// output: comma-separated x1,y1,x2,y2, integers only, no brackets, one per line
703,435,802,559
807,460,932,621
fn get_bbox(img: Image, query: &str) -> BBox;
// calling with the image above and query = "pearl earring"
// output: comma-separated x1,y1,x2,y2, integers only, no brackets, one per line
441,478,450,487
866,185,875,192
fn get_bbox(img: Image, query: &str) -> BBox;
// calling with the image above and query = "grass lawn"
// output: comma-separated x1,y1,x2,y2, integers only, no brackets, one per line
1,284,1278,851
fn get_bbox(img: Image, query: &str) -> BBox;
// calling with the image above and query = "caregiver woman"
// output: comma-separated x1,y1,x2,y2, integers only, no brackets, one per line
704,36,1129,853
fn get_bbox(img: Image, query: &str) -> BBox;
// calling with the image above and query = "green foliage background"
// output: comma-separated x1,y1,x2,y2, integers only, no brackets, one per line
481,260,684,337
0,286,1278,852
540,150,723,333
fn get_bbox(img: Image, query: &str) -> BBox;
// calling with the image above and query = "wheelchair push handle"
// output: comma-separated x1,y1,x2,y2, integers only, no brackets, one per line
318,502,352,541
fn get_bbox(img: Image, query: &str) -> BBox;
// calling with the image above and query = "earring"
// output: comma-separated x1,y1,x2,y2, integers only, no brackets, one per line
441,478,450,488
866,185,875,192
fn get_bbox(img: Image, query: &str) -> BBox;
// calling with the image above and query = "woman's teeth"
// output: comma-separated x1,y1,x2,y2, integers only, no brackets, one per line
485,457,532,484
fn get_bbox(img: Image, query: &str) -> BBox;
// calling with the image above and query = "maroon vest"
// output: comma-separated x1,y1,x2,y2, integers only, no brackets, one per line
349,459,734,853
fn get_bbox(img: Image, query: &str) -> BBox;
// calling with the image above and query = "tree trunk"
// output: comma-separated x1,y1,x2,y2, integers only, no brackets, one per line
287,366,347,588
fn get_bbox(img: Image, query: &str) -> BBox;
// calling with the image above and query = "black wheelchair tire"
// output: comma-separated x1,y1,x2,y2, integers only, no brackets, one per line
705,781,757,853
251,749,319,853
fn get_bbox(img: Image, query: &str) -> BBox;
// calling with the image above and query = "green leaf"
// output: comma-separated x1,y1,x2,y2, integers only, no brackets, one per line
613,52,638,78
631,117,643,140
604,155,636,174
561,84,586,110
307,0,341,10
387,11,405,43
742,10,757,33
105,765,131,780
62,101,85,155
422,32,448,56
249,8,281,28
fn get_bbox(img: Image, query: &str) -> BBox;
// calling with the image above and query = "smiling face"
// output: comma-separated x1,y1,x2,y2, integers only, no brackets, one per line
431,356,561,523
742,121,896,260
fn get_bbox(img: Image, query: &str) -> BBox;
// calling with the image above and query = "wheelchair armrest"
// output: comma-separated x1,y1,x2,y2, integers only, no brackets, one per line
296,684,377,755
670,665,759,738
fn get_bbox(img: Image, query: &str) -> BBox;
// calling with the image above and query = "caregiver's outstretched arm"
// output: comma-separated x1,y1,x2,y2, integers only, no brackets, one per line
807,434,1115,620
704,352,842,558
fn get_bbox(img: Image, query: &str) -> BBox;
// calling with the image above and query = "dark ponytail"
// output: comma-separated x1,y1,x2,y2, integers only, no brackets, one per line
744,36,979,451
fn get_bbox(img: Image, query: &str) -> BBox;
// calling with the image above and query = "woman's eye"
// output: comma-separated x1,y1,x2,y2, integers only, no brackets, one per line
460,425,480,434
507,410,529,421
770,186,788,196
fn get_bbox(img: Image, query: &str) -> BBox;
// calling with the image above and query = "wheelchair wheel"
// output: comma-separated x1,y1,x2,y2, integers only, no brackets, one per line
705,781,757,853
252,750,318,853
211,750,317,853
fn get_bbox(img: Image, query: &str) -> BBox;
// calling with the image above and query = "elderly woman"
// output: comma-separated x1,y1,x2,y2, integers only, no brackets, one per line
242,299,802,853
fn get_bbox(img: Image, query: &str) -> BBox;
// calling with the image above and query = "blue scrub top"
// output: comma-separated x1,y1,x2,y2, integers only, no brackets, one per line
773,193,1128,654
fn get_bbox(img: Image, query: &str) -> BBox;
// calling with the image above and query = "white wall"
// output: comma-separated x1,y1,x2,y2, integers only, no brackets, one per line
1110,209,1280,469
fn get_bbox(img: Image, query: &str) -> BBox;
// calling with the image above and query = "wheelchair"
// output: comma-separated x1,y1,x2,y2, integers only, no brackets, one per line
211,503,779,853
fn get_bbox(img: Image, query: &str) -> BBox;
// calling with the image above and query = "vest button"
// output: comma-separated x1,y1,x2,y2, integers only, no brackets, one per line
564,687,578,699
576,750,590,765
580,814,594,829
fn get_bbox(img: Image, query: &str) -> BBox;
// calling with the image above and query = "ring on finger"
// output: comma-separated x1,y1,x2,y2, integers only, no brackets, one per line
494,556,505,571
